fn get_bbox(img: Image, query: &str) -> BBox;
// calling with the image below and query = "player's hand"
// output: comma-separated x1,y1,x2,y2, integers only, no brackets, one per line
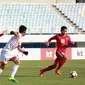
45,41,50,46
10,31,15,34
23,51,28,55
3,30,8,35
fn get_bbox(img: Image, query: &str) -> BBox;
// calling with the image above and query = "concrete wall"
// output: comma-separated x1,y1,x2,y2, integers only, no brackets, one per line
0,0,56,3
57,0,76,3
0,34,85,42
0,0,75,3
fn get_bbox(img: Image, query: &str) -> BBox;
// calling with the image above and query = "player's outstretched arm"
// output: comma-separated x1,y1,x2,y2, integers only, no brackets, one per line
0,33,3,37
45,35,57,46
45,41,50,46
0,30,8,37
18,45,28,56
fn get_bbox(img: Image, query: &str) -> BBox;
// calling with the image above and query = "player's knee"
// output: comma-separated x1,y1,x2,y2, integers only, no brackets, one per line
18,60,20,64
13,57,20,65
61,56,67,60
1,66,5,70
1,63,6,70
64,57,67,60
16,61,20,65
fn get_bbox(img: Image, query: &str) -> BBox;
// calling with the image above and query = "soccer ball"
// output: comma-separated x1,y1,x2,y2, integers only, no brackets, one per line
69,71,77,78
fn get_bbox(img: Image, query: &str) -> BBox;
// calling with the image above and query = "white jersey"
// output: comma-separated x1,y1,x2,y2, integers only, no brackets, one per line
0,33,22,64
3,33,22,51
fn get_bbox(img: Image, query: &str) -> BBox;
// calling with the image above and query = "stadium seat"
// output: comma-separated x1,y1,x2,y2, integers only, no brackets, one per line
0,3,75,34
56,3,85,31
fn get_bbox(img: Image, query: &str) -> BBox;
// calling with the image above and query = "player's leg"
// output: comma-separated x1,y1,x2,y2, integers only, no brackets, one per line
55,51,67,75
8,56,20,83
0,51,6,74
57,56,67,70
0,53,8,74
40,64,56,77
40,58,59,77
55,55,67,75
10,57,20,78
0,61,6,74
40,50,61,77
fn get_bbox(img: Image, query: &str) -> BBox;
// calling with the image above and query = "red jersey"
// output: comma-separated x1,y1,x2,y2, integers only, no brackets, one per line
48,34,74,54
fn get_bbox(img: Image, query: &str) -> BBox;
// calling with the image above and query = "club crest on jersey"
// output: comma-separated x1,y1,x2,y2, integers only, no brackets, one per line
61,39,65,43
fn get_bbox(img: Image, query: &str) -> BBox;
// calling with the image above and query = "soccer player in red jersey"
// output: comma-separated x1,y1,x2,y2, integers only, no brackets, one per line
40,26,74,77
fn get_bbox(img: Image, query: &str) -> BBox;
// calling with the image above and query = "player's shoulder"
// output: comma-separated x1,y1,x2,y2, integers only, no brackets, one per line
65,34,71,39
55,34,60,36
14,33,22,39
18,33,22,37
66,34,70,37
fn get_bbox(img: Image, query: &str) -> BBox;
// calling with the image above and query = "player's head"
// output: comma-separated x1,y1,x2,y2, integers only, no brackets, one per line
61,26,67,35
19,25,27,36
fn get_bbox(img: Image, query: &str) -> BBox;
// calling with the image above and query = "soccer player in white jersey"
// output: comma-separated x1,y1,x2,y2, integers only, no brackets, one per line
0,25,28,83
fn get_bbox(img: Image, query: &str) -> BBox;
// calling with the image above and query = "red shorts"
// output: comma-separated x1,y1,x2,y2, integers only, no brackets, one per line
56,50,65,58
54,50,65,65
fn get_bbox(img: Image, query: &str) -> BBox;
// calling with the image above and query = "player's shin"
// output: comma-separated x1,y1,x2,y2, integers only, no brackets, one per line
58,59,66,70
11,64,19,78
40,64,56,77
55,59,67,75
0,62,6,74
43,64,56,72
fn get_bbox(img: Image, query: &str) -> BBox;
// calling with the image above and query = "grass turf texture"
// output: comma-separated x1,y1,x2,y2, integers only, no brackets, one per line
0,60,85,85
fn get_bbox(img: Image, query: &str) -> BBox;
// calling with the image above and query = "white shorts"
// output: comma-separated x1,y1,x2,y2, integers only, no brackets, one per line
0,49,17,64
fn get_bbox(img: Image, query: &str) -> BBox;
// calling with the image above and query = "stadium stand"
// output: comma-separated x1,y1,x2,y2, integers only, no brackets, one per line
0,3,76,34
54,3,85,32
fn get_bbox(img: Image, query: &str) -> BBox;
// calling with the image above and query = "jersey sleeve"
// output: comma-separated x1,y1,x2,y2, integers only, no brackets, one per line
48,34,57,42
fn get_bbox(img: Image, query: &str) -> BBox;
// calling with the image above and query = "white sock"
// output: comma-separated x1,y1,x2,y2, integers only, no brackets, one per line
0,68,3,74
11,64,19,78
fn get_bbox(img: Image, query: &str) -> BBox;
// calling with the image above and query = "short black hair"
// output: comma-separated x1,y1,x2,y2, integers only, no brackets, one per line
61,26,67,31
19,25,27,33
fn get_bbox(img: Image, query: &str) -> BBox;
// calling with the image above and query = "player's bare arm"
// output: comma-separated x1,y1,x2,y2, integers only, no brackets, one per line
18,45,28,55
68,36,75,46
46,35,57,46
0,30,8,37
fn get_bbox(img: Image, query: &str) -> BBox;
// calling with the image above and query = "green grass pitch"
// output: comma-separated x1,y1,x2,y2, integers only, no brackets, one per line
0,60,85,85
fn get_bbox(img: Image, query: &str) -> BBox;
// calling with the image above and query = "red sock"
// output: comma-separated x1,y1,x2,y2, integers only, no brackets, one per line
57,59,67,70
